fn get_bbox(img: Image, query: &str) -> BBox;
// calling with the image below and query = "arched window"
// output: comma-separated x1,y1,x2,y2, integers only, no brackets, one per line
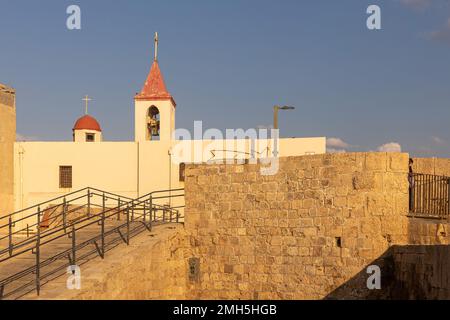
146,106,160,140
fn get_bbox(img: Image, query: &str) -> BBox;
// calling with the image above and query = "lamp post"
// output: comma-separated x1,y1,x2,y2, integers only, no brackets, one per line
273,105,295,130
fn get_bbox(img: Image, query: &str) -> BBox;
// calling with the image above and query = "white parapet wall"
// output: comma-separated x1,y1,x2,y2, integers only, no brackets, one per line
13,136,326,214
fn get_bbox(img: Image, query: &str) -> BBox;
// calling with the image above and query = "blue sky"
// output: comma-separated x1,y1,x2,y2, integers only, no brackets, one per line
1,0,449,156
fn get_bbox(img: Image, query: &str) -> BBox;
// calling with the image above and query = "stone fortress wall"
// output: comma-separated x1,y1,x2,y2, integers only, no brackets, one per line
183,152,413,299
180,152,450,299
412,157,450,176
0,84,16,219
391,156,450,299
24,152,450,300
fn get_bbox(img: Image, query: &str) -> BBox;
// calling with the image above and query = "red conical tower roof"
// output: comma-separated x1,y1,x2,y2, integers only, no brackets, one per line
135,61,173,100
135,33,176,106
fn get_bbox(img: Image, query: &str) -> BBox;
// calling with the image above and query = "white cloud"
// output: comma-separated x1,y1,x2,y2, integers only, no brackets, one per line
327,148,346,154
16,133,37,141
428,18,450,44
377,142,402,152
326,137,350,149
431,136,446,145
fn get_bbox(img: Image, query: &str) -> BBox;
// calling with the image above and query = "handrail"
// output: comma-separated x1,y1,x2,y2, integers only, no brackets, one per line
0,188,184,258
0,187,185,300
1,188,89,219
0,187,183,263
0,193,87,234
0,187,137,233
1,187,136,221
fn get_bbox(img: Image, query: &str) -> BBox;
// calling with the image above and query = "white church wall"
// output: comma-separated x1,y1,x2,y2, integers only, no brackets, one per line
13,137,325,208
279,137,326,156
12,136,325,226
138,141,184,209
14,142,139,212
169,137,326,164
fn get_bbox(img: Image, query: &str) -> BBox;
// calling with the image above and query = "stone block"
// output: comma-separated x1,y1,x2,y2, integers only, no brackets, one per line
365,153,387,171
389,153,409,173
352,172,375,190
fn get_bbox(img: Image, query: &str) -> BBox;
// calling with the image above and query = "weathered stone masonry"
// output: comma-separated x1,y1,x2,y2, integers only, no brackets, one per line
413,157,450,177
0,84,16,219
24,152,450,300
182,153,450,299
183,153,415,299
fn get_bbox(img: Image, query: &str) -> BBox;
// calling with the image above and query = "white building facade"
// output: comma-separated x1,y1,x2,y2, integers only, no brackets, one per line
12,38,326,213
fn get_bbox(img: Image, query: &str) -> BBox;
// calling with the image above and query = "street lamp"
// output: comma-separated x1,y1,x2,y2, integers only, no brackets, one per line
273,105,295,130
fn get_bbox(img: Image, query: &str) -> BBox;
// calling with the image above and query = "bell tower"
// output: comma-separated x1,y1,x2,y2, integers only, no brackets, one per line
135,32,176,142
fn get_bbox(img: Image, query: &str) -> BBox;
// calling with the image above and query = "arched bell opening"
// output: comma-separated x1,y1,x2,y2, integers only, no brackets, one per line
147,105,160,140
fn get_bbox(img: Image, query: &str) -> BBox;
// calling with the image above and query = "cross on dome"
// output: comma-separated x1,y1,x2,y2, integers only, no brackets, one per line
82,95,92,115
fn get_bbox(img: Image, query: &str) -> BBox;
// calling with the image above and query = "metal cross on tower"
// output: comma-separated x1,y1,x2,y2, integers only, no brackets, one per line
154,32,159,61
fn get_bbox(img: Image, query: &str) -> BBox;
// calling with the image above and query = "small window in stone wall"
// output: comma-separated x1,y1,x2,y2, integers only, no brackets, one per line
59,166,72,189
188,257,200,282
179,163,186,182
335,237,342,248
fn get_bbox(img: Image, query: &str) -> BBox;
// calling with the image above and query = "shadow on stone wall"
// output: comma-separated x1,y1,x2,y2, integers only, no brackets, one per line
324,248,394,300
183,153,450,300
325,244,450,300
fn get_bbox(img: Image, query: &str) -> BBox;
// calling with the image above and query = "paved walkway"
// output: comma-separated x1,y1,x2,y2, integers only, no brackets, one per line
0,217,154,300
22,224,181,300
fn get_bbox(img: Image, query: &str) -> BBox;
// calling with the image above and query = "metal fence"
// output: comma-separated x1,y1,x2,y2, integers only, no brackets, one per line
0,187,184,300
409,173,450,219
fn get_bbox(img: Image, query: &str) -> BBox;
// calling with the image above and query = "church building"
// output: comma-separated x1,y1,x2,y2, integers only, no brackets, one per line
0,34,326,219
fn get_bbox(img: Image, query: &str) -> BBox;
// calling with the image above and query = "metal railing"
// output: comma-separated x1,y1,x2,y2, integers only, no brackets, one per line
409,173,450,219
0,188,184,300
0,187,136,261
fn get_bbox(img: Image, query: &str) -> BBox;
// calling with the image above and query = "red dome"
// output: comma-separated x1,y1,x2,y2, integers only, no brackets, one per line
73,115,102,132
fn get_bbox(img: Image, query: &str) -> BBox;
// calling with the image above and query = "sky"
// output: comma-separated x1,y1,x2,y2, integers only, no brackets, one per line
1,0,449,157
